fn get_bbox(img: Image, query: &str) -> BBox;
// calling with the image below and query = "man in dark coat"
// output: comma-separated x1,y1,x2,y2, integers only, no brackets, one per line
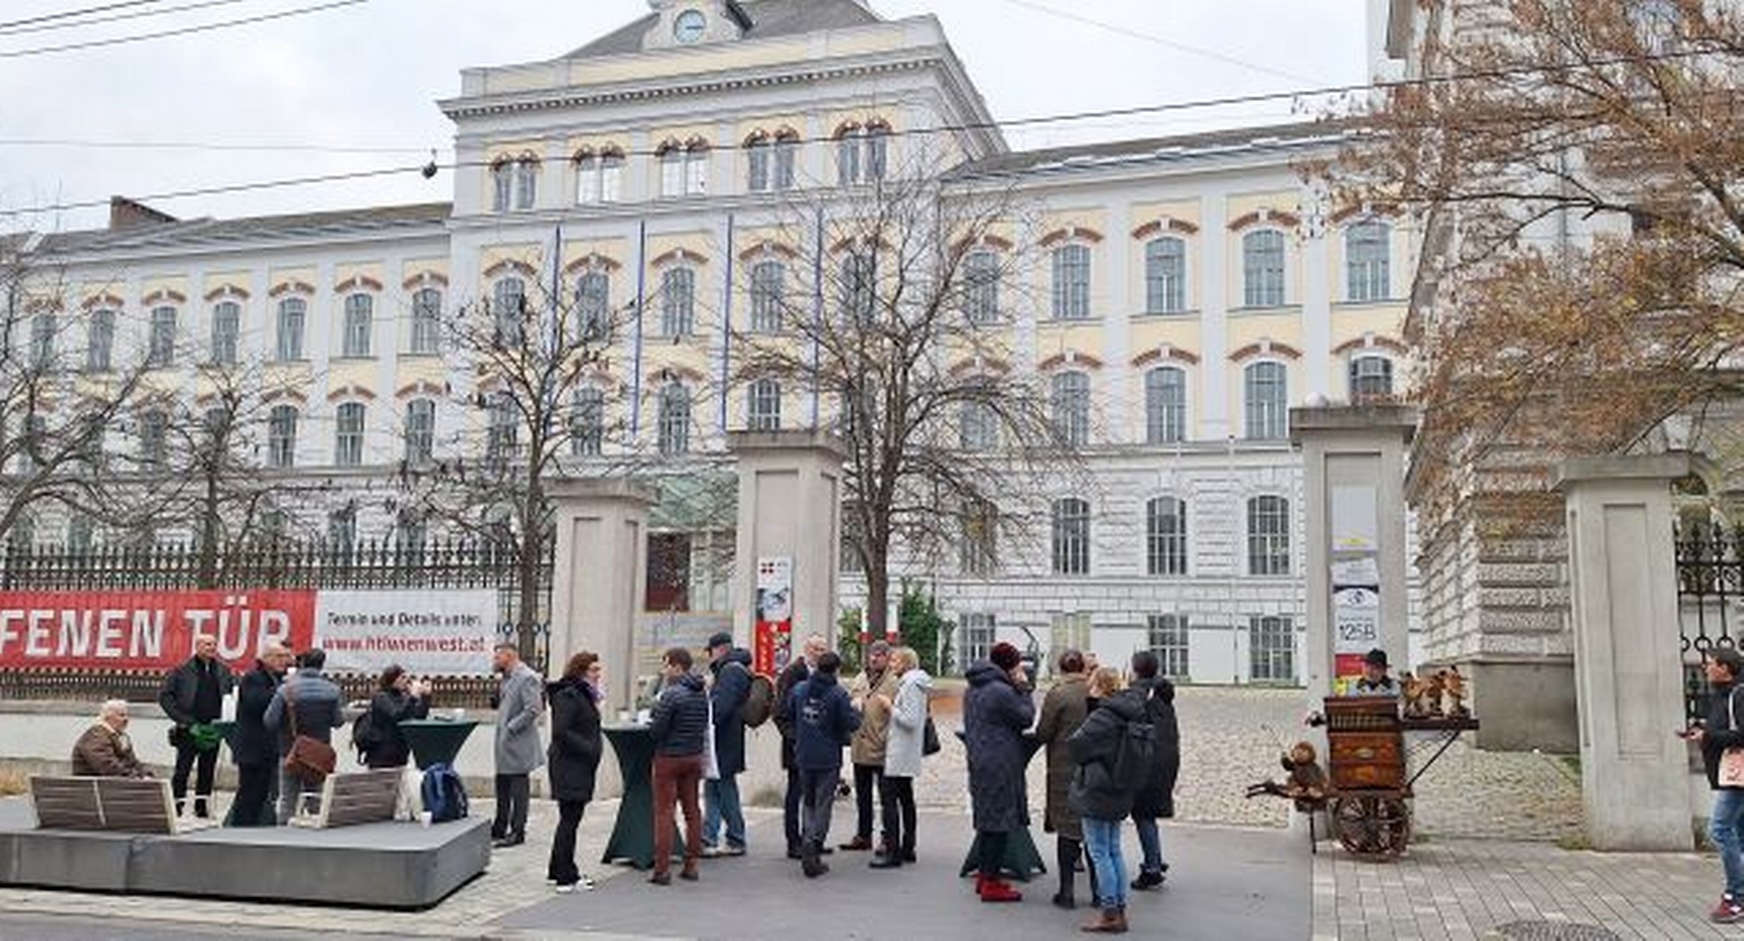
1128,650,1181,890
264,647,345,823
158,634,237,818
229,644,290,827
703,631,753,857
546,651,604,893
776,633,827,859
962,642,1035,903
1692,646,1744,923
648,647,708,885
785,651,860,879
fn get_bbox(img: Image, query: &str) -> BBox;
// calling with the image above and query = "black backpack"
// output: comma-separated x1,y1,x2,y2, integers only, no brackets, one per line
1110,717,1157,791
350,710,380,763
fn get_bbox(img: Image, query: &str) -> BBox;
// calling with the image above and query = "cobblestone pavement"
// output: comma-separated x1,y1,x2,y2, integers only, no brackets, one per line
1313,838,1735,941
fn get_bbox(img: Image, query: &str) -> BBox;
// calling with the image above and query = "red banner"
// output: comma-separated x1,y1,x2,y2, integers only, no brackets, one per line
0,590,317,671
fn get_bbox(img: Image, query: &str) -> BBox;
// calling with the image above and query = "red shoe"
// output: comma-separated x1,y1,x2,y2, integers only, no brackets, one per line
979,878,1023,903
1712,896,1744,923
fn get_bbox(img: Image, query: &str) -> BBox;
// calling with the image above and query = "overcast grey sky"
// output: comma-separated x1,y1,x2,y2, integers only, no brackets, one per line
0,0,1372,232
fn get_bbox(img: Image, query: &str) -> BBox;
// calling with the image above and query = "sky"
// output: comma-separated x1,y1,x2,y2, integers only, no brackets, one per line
0,0,1375,233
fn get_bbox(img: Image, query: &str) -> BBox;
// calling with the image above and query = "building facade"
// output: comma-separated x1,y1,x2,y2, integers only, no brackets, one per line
15,0,1410,684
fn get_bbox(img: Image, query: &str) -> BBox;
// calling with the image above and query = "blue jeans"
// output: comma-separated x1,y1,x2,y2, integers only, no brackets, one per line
1082,816,1128,911
704,774,747,850
1713,789,1744,897
1133,816,1164,875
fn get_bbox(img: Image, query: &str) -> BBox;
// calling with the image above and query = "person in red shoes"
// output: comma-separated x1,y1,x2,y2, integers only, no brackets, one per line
962,641,1035,903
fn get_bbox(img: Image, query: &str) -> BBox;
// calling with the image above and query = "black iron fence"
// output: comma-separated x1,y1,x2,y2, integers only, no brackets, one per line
0,537,552,708
1675,522,1743,723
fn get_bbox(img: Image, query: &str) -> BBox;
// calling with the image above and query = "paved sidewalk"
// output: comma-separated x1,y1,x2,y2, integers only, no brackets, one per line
1314,838,1733,941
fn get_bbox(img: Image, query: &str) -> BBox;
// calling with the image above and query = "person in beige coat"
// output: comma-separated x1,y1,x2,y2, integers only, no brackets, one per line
72,700,151,779
843,640,900,851
1034,649,1095,910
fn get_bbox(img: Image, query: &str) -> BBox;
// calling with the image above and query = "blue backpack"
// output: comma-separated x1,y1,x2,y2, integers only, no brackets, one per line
421,762,469,823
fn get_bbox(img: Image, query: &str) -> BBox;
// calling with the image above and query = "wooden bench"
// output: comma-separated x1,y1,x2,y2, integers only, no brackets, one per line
290,768,404,829
29,775,204,835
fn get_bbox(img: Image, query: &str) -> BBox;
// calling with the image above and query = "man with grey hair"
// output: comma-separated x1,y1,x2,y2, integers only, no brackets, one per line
843,639,899,853
72,700,150,778
159,634,236,818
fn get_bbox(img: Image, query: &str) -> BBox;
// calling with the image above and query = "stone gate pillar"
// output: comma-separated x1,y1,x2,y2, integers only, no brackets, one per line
547,477,657,718
728,430,845,669
1554,453,1698,850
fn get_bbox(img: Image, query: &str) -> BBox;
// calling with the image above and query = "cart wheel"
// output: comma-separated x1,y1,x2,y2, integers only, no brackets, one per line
1331,795,1412,858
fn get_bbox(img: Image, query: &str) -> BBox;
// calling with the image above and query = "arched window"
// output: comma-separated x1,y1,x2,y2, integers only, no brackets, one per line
267,405,299,469
1146,496,1188,576
410,287,442,355
493,277,526,347
1345,219,1391,302
1051,243,1091,320
576,270,611,341
658,140,710,197
773,130,799,190
964,250,1000,324
571,387,604,457
657,383,691,455
747,378,782,431
210,301,240,366
749,260,785,333
1247,495,1291,576
514,157,539,210
745,132,771,193
1051,497,1091,575
661,266,696,337
1144,366,1186,444
86,309,115,372
1051,371,1090,447
276,297,306,362
1242,230,1286,307
1243,361,1287,440
1144,237,1186,314
404,398,435,465
1349,355,1395,402
342,293,373,357
836,121,890,186
575,147,625,205
491,159,513,212
334,401,366,467
147,305,177,367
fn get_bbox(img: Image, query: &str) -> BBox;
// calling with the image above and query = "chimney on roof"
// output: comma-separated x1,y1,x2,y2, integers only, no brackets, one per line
109,196,177,230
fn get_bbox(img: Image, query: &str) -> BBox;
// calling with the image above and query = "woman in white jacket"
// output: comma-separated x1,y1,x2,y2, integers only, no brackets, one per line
872,646,932,869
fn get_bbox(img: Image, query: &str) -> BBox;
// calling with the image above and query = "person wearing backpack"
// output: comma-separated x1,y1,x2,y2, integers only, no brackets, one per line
1068,667,1149,934
703,632,753,858
1127,651,1180,891
784,651,860,878
362,665,430,769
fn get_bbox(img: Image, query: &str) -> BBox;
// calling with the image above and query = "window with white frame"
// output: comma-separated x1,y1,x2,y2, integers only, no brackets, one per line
1148,614,1190,679
661,266,696,337
747,378,782,431
959,399,998,451
1249,615,1295,683
147,306,177,367
749,260,785,333
1145,237,1187,314
486,392,519,468
86,310,115,372
29,312,54,368
575,148,624,205
514,159,539,210
836,122,890,185
1247,495,1291,576
959,498,998,576
1051,371,1091,447
491,161,513,212
1242,229,1286,307
964,250,1000,324
493,277,526,347
1144,366,1186,444
1146,496,1188,576
276,297,306,362
342,293,372,357
839,251,876,324
404,398,435,465
772,131,798,190
1050,612,1093,667
659,140,709,197
210,301,240,366
267,405,298,469
571,387,604,457
1051,243,1091,320
334,402,365,467
1345,219,1391,302
1051,497,1091,575
577,271,611,341
137,409,168,469
746,133,772,192
410,288,441,355
1349,354,1394,402
657,383,691,455
1243,361,1288,440
959,612,996,667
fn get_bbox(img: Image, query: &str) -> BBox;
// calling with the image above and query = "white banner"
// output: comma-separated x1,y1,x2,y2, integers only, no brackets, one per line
313,590,498,676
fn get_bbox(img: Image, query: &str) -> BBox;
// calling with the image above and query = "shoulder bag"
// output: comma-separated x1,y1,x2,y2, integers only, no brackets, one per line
282,682,337,784
1721,687,1744,788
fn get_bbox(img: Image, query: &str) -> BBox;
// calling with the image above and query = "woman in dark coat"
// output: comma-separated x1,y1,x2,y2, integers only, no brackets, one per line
962,642,1035,903
1068,668,1147,934
364,665,430,769
1128,651,1181,891
546,650,604,892
1035,649,1093,909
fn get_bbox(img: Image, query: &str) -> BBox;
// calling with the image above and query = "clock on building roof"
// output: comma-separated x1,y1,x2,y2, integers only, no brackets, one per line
674,8,707,44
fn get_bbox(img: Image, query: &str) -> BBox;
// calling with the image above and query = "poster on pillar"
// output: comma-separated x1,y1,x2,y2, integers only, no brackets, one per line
1332,583,1381,693
753,556,793,676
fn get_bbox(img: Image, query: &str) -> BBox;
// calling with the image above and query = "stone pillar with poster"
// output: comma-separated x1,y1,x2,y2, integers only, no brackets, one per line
1330,485,1383,694
753,556,794,675
729,430,845,670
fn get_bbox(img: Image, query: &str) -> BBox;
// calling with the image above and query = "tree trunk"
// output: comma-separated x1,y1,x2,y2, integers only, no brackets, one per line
865,561,889,646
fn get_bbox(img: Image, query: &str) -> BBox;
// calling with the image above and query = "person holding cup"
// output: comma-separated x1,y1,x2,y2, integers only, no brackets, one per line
362,665,430,769
546,651,605,893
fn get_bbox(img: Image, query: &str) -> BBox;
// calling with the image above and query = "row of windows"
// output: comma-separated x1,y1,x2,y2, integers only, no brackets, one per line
488,122,892,212
1037,494,1293,577
952,612,1296,683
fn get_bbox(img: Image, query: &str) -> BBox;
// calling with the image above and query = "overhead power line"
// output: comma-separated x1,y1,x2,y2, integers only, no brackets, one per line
0,0,364,58
0,136,433,155
0,0,249,37
0,0,165,32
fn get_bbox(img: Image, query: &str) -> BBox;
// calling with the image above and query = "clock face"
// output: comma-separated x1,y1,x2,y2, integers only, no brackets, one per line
674,9,707,44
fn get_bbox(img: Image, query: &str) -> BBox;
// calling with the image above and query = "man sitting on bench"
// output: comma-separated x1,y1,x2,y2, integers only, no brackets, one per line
72,700,152,779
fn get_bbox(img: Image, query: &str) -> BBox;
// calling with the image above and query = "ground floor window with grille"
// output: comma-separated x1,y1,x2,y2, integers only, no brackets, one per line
1147,614,1189,679
1248,615,1295,683
959,612,996,667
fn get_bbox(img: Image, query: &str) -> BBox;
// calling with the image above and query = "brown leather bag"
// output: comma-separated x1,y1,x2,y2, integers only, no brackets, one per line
281,682,336,783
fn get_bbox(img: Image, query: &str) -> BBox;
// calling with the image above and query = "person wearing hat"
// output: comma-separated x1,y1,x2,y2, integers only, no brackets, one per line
703,630,754,857
1348,648,1400,697
963,641,1036,903
1686,646,1744,923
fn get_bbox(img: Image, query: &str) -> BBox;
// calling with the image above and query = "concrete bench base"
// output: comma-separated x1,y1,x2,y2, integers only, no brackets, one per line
0,797,489,909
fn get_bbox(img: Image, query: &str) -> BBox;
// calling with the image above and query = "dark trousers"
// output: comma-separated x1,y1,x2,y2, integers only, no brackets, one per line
171,741,218,817
547,799,588,886
230,763,274,827
783,765,804,853
652,754,704,877
493,773,531,840
800,767,839,852
880,774,917,855
851,762,882,841
1057,835,1099,901
977,829,1010,879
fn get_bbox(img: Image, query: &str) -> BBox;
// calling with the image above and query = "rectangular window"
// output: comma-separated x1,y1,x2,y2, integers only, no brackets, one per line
577,272,611,341
840,253,876,324
1144,368,1186,445
276,298,306,362
773,137,797,190
1148,614,1190,680
86,310,115,372
1051,498,1091,575
959,500,998,576
29,313,54,368
747,379,782,432
964,250,1000,324
267,407,298,469
661,151,685,198
1051,372,1090,447
685,150,709,195
492,165,512,212
1145,238,1186,314
1051,245,1091,320
410,288,441,355
404,399,435,465
750,261,785,333
486,394,519,468
600,154,623,202
1244,362,1288,441
959,400,998,451
1146,497,1188,576
1249,615,1296,683
959,613,996,668
210,301,240,366
342,294,373,357
1049,612,1092,670
334,402,365,467
514,161,537,210
747,141,770,193
1247,495,1292,576
1242,230,1286,308
147,306,177,367
1345,220,1391,302
571,388,604,457
661,268,695,338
